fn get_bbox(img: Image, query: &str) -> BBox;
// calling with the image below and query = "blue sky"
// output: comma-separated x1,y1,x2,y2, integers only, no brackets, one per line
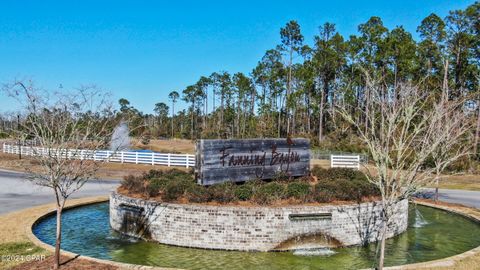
0,0,474,114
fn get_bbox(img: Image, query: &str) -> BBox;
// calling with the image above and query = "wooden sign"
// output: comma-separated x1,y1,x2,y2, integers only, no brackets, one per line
196,138,310,185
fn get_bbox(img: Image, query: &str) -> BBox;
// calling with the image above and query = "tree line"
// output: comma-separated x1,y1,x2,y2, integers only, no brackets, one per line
2,3,477,153
122,2,478,151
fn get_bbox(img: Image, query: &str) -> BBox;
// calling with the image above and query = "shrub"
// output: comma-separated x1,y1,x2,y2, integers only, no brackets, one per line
162,178,194,202
145,182,159,197
121,167,379,205
143,170,164,179
121,175,145,194
186,185,210,203
272,171,290,182
286,182,311,199
234,185,254,201
312,186,334,203
253,182,285,205
312,166,366,182
208,182,236,203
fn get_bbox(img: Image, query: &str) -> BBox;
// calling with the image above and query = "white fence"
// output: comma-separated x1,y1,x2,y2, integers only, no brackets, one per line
311,150,368,163
330,155,360,170
2,144,195,168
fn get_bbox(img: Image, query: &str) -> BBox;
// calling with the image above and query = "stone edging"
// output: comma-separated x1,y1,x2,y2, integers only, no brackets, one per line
24,197,480,270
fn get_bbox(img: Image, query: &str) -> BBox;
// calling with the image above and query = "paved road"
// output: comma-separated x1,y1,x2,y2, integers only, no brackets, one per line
0,169,120,215
419,188,480,208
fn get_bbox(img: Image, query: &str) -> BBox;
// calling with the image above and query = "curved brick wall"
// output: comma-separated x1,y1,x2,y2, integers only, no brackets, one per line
110,192,408,251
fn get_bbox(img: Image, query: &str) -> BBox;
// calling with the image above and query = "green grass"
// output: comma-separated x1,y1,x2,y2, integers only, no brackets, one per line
0,242,48,269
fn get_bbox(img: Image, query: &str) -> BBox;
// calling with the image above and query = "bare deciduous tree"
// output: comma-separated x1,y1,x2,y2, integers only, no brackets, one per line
336,75,474,270
3,80,117,269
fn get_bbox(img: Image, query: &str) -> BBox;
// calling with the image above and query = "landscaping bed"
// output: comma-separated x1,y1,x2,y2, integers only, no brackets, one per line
118,166,380,205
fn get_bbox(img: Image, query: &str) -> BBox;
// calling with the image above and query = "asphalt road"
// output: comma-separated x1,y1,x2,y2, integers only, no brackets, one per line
0,169,120,215
419,188,480,209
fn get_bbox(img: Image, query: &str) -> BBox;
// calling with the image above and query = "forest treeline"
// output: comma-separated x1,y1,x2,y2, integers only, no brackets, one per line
130,3,479,150
1,2,478,154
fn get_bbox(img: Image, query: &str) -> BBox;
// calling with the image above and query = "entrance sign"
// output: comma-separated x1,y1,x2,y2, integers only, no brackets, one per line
196,138,310,185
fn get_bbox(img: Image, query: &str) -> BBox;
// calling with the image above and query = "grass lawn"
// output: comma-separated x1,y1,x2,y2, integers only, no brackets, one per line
0,197,115,270
132,138,195,154
425,174,480,191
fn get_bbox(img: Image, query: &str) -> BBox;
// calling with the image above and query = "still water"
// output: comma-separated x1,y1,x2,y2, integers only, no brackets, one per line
33,203,480,270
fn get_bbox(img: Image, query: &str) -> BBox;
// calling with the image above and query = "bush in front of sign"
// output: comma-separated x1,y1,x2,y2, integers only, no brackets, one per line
253,182,286,205
119,167,380,205
185,185,210,203
311,166,367,182
286,182,311,200
311,166,380,202
208,182,237,203
234,185,254,201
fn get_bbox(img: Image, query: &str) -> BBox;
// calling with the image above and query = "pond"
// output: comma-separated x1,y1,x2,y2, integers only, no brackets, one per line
33,202,480,270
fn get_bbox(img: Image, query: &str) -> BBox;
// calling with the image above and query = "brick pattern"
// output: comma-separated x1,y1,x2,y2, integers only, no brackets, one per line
110,192,408,251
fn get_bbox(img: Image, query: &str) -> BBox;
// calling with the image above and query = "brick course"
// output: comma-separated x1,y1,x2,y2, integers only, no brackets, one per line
110,192,408,251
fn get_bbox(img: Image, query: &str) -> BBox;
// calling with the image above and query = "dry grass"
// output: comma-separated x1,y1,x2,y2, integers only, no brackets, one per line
132,139,195,154
426,174,480,191
0,153,191,180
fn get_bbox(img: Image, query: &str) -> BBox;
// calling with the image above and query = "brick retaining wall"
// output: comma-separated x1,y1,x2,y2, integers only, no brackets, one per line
110,192,408,251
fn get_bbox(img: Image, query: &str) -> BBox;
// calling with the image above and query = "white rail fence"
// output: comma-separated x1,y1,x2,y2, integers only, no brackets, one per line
330,155,360,170
2,144,195,168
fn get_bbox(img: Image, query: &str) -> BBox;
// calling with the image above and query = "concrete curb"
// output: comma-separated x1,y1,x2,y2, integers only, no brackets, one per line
23,197,480,270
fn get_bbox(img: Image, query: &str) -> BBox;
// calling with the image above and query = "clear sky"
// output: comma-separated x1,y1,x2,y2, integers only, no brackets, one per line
0,0,474,114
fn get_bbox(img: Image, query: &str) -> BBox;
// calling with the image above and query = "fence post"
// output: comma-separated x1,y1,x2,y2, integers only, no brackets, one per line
151,153,155,166
135,152,138,164
167,153,171,167
93,151,97,161
186,155,189,168
121,151,124,163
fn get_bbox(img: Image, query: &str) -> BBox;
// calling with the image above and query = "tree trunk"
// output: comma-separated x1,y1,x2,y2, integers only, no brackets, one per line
171,102,175,138
318,88,324,143
204,89,208,130
53,203,63,269
474,100,480,160
220,94,224,136
378,221,387,270
191,102,195,140
442,59,449,100
364,86,369,135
